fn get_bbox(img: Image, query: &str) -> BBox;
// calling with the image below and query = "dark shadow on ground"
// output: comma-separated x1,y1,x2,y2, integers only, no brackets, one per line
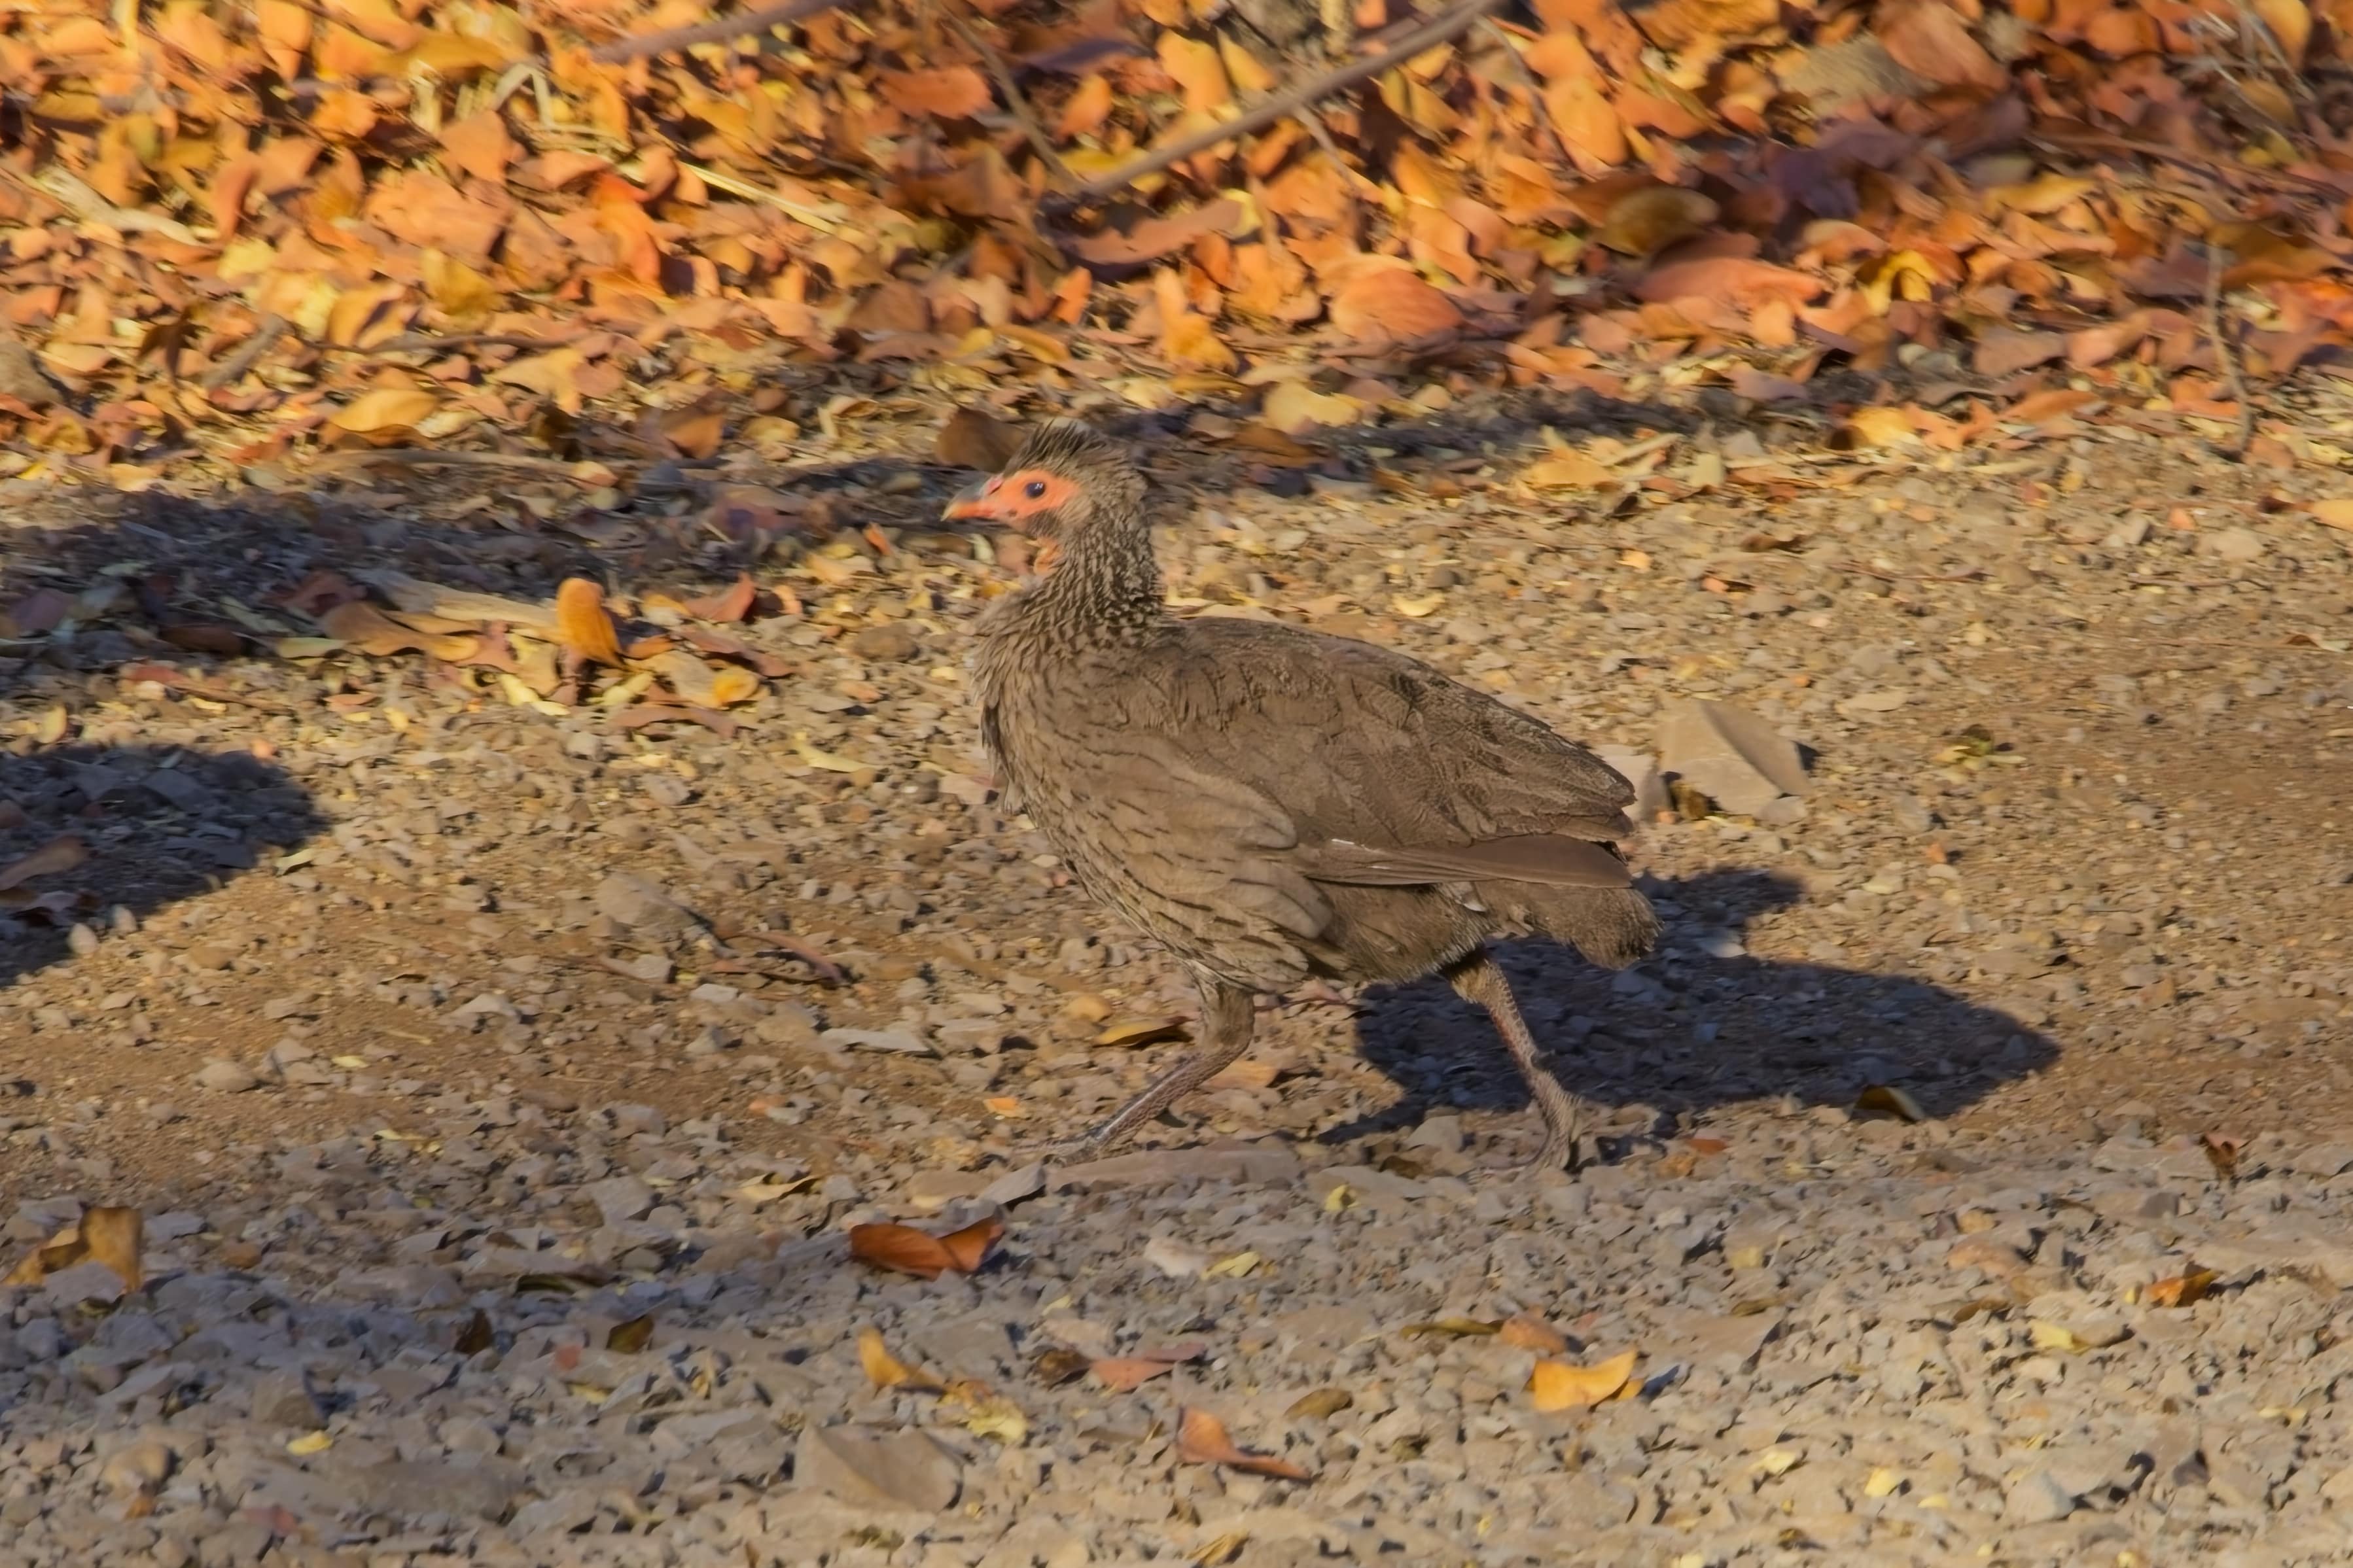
1330,867,2057,1151
0,743,326,993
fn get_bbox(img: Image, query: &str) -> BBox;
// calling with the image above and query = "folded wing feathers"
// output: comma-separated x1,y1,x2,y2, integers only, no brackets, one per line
1297,833,1632,889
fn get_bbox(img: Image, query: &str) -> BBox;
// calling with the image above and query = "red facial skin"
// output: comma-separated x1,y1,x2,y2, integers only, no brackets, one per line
941,468,1080,572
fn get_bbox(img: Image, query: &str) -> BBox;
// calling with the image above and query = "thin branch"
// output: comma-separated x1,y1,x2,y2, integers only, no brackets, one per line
1475,18,1572,171
1048,0,1506,209
2202,241,2255,461
196,314,289,391
587,0,852,63
943,7,1078,192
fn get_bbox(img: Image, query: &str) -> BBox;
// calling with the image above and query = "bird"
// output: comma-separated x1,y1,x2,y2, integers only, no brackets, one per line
942,419,1659,1169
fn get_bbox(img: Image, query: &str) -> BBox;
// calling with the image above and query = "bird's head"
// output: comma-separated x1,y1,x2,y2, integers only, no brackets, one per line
940,420,1146,568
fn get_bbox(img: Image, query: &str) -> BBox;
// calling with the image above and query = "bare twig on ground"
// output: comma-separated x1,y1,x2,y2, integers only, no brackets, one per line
2202,241,2256,461
1475,20,1574,171
944,8,1078,192
196,315,289,392
588,0,852,62
1049,0,1506,208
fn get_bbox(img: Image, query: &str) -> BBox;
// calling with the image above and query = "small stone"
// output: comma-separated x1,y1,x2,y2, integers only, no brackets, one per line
2004,1467,2075,1524
2204,527,2265,562
593,871,700,943
247,1369,327,1427
66,922,98,957
934,1019,1008,1054
98,1440,173,1497
823,1026,935,1056
583,1176,656,1225
754,1003,821,1049
847,623,922,662
795,1425,959,1512
1404,1115,1465,1155
194,1060,258,1093
1052,1144,1302,1191
1657,699,1809,816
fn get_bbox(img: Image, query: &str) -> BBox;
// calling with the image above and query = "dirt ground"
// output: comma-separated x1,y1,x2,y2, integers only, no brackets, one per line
3,374,2353,1566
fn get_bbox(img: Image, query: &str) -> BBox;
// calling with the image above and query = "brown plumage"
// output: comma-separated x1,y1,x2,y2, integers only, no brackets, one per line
944,420,1659,1168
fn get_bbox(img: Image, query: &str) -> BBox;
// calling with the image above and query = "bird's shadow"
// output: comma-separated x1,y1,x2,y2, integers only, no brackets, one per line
1329,867,2055,1148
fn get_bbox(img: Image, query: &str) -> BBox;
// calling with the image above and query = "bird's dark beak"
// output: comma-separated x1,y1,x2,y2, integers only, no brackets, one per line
942,476,999,523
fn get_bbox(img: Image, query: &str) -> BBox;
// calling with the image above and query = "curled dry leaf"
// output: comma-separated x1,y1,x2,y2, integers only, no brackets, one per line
1175,1407,1312,1480
554,578,624,667
678,575,758,624
1528,1347,1638,1411
3,1204,141,1291
847,1215,1005,1280
1095,1015,1189,1047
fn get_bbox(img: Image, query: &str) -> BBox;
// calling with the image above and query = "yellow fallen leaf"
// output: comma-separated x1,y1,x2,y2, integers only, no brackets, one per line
331,1055,368,1069
984,1095,1024,1118
1203,1249,1260,1278
792,731,870,773
286,1431,333,1455
2308,499,2353,532
1845,406,1915,447
1261,380,1362,434
2028,1320,2089,1353
1097,1015,1189,1047
1522,451,1614,488
1528,1348,1637,1412
1392,593,1445,618
328,387,441,435
858,1327,944,1391
1864,1467,1903,1498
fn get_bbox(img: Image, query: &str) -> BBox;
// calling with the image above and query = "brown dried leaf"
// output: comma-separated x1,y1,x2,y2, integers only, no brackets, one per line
1175,1408,1312,1479
938,408,1023,470
1091,1356,1179,1391
1328,263,1462,343
880,66,993,120
848,1215,1004,1279
679,575,758,624
327,387,440,436
1875,0,2005,93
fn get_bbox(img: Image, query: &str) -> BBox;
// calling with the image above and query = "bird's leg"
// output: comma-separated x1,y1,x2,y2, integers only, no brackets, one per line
1027,977,1256,1162
1445,949,1585,1172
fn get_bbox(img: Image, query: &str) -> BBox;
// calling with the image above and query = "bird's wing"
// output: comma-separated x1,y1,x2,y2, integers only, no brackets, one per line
1124,619,1638,885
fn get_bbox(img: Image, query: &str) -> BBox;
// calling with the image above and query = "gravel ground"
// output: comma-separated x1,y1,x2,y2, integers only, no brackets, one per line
2,379,2352,1567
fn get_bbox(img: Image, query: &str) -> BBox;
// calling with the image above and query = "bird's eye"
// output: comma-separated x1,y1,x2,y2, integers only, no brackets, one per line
1023,479,1047,499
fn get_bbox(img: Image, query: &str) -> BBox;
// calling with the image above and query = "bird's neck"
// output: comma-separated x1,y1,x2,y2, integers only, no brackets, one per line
1021,520,1164,642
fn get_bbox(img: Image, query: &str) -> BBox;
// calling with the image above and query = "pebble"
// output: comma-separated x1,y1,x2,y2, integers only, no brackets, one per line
192,1060,258,1093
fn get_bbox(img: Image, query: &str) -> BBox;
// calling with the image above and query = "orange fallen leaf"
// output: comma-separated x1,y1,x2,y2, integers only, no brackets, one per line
1175,1407,1312,1480
1528,1348,1637,1411
847,1215,1005,1279
327,386,440,436
679,574,757,623
554,578,624,667
1091,1356,1180,1391
1328,264,1463,343
2144,1266,2218,1308
879,66,993,119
